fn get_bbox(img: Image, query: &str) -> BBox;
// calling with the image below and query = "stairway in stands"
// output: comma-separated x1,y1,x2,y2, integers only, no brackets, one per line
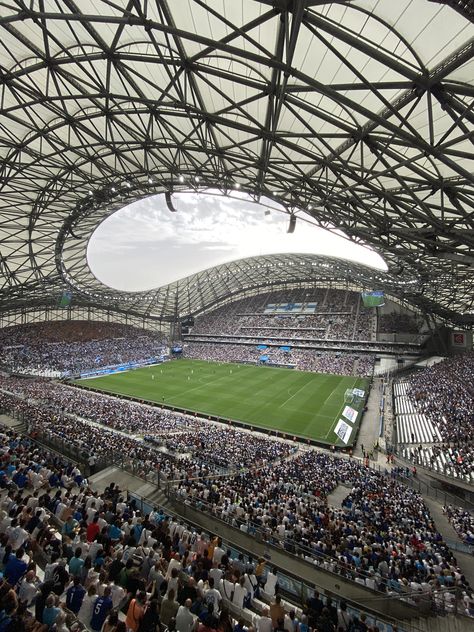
89,465,167,508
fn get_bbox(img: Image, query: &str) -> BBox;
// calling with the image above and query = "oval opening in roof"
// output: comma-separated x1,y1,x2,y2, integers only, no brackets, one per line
87,189,387,292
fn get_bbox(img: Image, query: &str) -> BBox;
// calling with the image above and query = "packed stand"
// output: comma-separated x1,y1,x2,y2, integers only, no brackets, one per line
150,429,295,471
402,443,474,484
184,345,374,377
406,353,474,443
0,427,447,632
353,309,374,342
379,313,421,334
0,321,166,377
189,336,415,356
443,505,474,546
0,375,294,471
183,344,295,368
394,352,474,482
0,389,217,482
190,290,374,345
172,450,471,603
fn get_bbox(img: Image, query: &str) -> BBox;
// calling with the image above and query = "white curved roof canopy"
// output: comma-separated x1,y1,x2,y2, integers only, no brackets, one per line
0,1,472,322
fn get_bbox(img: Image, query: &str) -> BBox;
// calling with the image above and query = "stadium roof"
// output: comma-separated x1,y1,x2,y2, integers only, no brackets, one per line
0,1,473,324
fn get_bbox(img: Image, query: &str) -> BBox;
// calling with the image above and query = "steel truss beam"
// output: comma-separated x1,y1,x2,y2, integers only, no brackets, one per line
0,1,472,323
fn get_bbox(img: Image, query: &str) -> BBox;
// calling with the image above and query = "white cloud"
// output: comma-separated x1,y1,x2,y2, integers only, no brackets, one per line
87,190,387,291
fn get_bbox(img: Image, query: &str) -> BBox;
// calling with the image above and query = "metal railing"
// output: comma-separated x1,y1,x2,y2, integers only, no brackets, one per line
391,456,474,511
20,421,163,486
164,486,428,600
130,489,471,632
394,445,474,490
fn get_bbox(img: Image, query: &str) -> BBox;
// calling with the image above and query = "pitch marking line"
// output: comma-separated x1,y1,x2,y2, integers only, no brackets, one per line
279,380,313,408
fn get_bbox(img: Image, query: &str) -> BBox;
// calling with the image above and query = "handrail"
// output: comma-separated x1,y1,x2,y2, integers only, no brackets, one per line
165,486,410,595
130,489,474,632
391,453,474,510
129,490,432,631
395,445,473,490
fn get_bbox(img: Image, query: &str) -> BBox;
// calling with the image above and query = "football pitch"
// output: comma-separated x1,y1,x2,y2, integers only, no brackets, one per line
75,359,370,445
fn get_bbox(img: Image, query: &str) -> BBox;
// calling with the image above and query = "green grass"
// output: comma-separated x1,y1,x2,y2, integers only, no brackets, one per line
75,359,370,445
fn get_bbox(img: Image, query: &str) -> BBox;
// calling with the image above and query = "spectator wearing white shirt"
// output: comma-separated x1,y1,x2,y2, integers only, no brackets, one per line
176,599,195,632
204,577,222,613
18,570,39,606
264,568,278,597
219,572,235,603
255,608,273,632
232,576,248,610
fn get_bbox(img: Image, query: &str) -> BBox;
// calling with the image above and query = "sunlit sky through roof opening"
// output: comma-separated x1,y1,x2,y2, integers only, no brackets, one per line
87,190,388,292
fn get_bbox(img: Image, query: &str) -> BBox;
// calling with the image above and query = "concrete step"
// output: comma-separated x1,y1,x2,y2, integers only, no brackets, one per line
146,488,168,506
0,413,26,430
411,614,473,632
89,466,157,497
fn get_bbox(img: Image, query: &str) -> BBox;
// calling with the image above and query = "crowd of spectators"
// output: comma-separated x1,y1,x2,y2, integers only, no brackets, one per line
183,345,374,377
355,356,375,378
353,310,374,342
0,426,442,632
178,290,420,379
188,336,414,355
0,321,157,345
407,353,474,443
173,450,472,602
0,376,473,624
394,353,474,483
402,444,474,484
183,345,294,368
0,389,215,483
443,505,474,546
150,429,295,471
378,313,420,334
0,322,166,377
191,291,374,346
0,376,294,472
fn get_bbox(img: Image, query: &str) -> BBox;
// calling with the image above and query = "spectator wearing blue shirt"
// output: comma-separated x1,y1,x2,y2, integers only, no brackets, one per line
4,548,27,586
108,520,122,542
49,472,60,488
42,594,61,629
66,576,86,614
68,548,85,578
90,586,113,631
62,516,79,538
0,603,16,632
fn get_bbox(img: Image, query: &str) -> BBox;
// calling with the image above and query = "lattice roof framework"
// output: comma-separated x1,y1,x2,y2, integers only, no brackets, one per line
0,0,472,323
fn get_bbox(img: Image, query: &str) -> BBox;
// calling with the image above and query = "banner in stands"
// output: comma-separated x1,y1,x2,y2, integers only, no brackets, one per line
342,405,358,423
264,301,317,314
334,419,353,444
78,356,163,378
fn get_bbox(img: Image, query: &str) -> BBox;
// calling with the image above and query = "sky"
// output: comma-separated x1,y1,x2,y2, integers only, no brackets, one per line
87,189,387,292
